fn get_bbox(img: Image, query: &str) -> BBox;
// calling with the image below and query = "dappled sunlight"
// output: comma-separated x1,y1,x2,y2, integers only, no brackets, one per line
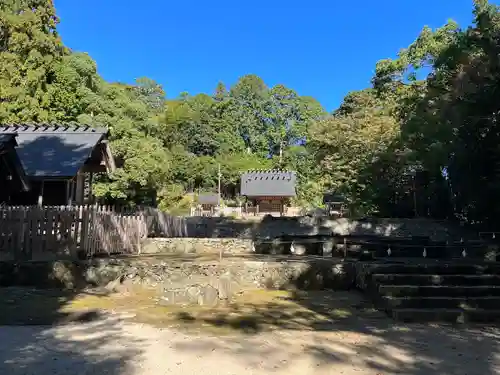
0,314,143,375
169,289,379,334
1,283,500,373
172,313,500,374
66,288,366,333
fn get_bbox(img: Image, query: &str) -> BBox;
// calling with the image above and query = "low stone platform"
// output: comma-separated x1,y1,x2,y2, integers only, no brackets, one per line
0,255,356,305
140,238,253,255
160,274,235,306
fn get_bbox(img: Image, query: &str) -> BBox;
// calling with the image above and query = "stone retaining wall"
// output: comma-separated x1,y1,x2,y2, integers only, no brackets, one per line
140,238,253,255
148,215,467,241
0,257,356,294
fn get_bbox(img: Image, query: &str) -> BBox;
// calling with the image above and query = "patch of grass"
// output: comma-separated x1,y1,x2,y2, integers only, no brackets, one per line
0,287,385,334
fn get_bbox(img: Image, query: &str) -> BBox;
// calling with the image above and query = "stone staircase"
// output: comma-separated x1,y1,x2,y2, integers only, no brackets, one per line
361,262,500,323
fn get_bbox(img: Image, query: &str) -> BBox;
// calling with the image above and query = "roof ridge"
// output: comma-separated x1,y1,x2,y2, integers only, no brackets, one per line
0,123,108,134
243,169,296,174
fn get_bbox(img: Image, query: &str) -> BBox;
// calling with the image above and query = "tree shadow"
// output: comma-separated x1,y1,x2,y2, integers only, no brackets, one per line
0,262,144,375
172,286,499,374
0,213,145,375
165,236,499,375
0,314,142,375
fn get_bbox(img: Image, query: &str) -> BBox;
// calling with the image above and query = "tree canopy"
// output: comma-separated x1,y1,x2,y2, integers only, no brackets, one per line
311,0,500,226
2,0,500,226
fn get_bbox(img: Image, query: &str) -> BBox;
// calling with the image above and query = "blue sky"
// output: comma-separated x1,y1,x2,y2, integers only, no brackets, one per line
53,0,492,111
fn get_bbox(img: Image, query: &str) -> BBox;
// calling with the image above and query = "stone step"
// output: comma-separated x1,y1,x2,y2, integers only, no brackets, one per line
368,263,500,276
391,307,500,323
378,284,500,298
382,296,500,310
373,273,500,286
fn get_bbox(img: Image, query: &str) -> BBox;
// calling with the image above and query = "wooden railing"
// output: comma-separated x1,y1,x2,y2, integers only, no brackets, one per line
0,205,147,261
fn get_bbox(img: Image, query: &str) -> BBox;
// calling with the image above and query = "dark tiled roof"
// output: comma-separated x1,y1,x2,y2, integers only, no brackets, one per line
0,133,17,151
323,192,346,204
0,125,108,178
240,170,296,197
197,193,219,205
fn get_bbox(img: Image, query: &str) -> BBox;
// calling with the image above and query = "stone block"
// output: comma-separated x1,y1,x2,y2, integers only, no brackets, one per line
198,285,219,306
161,282,227,307
322,241,334,257
173,241,187,253
193,241,207,253
290,241,307,256
214,275,233,300
161,288,194,305
186,285,201,301
140,240,162,254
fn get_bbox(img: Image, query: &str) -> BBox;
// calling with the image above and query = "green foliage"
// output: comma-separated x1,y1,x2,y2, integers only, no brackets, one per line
5,0,499,224
310,89,401,214
0,1,327,210
153,74,326,206
0,0,65,122
157,184,193,214
310,0,500,224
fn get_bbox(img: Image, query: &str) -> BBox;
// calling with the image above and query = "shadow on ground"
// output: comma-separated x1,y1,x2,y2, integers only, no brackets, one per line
0,206,496,375
0,268,499,374
176,290,382,334
0,266,143,375
172,289,499,375
0,314,142,375
0,282,144,374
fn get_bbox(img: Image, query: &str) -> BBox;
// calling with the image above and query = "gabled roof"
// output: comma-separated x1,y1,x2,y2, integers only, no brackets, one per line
240,170,296,197
197,193,219,205
0,124,109,178
323,192,346,204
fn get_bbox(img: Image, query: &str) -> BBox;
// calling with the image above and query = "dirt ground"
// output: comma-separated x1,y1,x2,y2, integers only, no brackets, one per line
0,287,499,375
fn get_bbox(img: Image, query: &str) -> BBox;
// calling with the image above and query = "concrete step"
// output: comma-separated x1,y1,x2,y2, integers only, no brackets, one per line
391,307,500,323
378,284,500,298
382,296,500,310
373,273,500,286
368,263,500,276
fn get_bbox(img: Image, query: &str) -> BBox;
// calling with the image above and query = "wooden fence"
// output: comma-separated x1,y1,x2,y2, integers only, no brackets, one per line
140,207,254,238
0,205,147,261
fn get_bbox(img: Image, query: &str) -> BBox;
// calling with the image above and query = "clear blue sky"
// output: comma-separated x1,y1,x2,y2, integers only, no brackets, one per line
53,0,492,111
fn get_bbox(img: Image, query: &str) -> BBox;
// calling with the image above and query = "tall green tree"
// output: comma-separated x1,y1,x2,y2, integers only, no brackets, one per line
0,0,65,122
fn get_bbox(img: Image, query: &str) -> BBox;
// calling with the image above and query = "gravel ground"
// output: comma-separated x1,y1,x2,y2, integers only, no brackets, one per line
1,313,500,375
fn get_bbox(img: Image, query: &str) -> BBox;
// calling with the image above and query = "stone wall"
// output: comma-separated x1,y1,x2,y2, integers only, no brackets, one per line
140,238,253,255
257,216,468,241
148,214,467,241
0,257,356,294
139,216,469,257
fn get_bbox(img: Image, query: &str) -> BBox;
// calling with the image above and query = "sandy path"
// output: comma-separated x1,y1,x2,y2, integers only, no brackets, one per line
1,313,500,375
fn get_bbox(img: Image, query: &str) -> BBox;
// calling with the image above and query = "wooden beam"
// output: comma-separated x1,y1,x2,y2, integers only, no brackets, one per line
102,141,116,172
87,172,93,204
75,172,85,204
